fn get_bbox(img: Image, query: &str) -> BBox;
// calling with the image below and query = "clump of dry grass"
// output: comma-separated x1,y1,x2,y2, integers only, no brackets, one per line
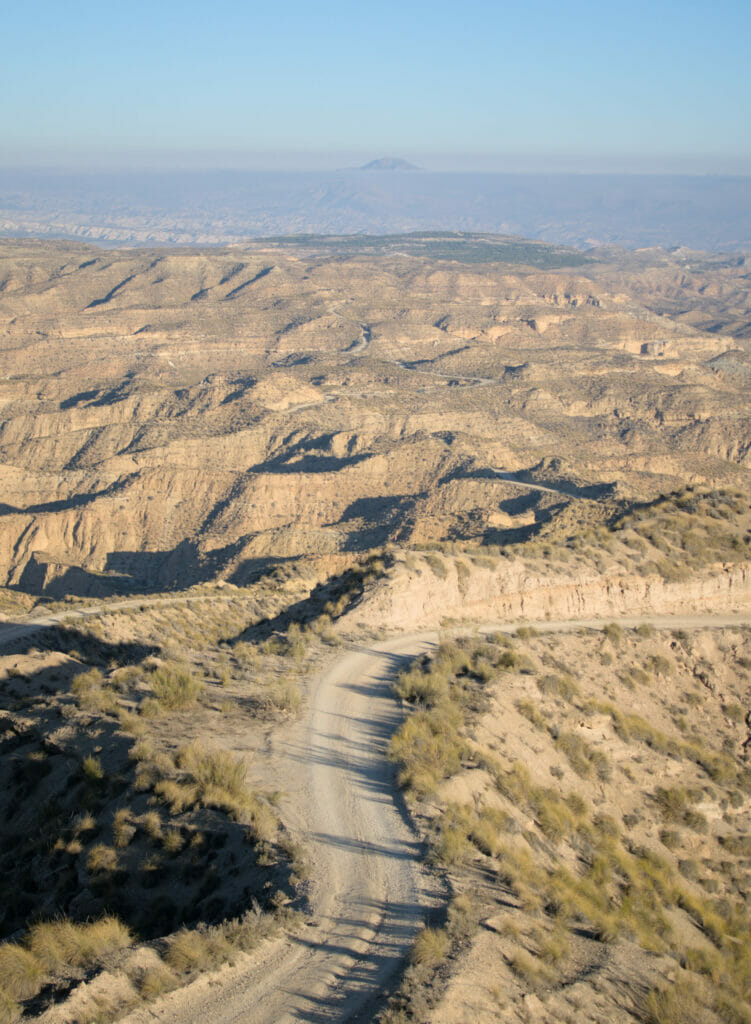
410,927,449,967
0,944,44,1001
0,988,20,1024
86,844,119,875
177,742,246,800
138,963,178,1000
148,662,203,710
72,665,119,713
82,754,104,781
27,917,132,971
113,808,136,848
388,702,463,797
556,730,611,780
164,927,232,975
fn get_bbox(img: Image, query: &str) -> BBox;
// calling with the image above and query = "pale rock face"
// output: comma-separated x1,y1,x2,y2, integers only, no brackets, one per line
346,560,751,633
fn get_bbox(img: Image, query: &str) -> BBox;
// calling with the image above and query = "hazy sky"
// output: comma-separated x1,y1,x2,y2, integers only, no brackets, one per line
3,0,750,172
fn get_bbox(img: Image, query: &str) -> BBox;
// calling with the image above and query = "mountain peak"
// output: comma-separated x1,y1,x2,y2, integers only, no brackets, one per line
359,157,420,171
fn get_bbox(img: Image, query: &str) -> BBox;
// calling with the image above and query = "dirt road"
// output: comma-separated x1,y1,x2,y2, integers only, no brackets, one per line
112,632,444,1024
5,608,751,1022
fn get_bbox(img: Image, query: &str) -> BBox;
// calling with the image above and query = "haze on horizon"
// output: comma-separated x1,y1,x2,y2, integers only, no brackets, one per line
2,0,750,175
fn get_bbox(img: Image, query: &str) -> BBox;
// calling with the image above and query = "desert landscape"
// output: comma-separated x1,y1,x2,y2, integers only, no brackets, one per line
1,232,750,1023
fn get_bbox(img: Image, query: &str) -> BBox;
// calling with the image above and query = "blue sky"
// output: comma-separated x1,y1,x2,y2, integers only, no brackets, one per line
2,0,750,171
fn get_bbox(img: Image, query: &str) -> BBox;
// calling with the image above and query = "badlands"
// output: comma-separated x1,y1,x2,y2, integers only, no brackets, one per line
0,232,750,1024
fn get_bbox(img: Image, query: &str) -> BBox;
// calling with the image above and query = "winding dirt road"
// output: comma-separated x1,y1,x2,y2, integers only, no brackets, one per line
3,608,751,1022
117,632,443,1024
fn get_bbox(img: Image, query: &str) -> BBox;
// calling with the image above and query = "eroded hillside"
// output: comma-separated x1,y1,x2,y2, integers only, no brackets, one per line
0,235,749,602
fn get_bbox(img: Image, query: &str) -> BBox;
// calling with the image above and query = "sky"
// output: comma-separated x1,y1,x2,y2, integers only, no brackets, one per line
2,0,750,173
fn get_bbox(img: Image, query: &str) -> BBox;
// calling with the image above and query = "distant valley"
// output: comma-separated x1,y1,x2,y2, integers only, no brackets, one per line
1,170,750,251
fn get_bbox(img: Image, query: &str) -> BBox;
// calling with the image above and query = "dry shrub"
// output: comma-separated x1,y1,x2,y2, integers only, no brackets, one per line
469,806,511,857
644,976,708,1024
113,809,136,849
507,947,545,983
71,667,105,694
556,731,610,780
538,925,570,964
162,828,184,854
142,810,163,840
129,739,154,762
536,673,580,701
266,678,302,713
244,795,279,842
223,906,278,952
394,665,449,707
431,804,473,865
117,709,146,736
516,699,547,729
73,811,97,835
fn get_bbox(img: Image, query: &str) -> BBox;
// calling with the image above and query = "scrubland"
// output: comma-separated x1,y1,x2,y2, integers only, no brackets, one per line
0,575,349,1022
383,623,751,1024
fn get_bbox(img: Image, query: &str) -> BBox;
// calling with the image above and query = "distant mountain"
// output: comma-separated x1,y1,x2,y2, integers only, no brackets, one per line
359,157,420,171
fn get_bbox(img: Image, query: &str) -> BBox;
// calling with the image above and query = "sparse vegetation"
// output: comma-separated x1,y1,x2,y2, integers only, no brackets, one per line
149,662,203,709
387,623,751,1021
